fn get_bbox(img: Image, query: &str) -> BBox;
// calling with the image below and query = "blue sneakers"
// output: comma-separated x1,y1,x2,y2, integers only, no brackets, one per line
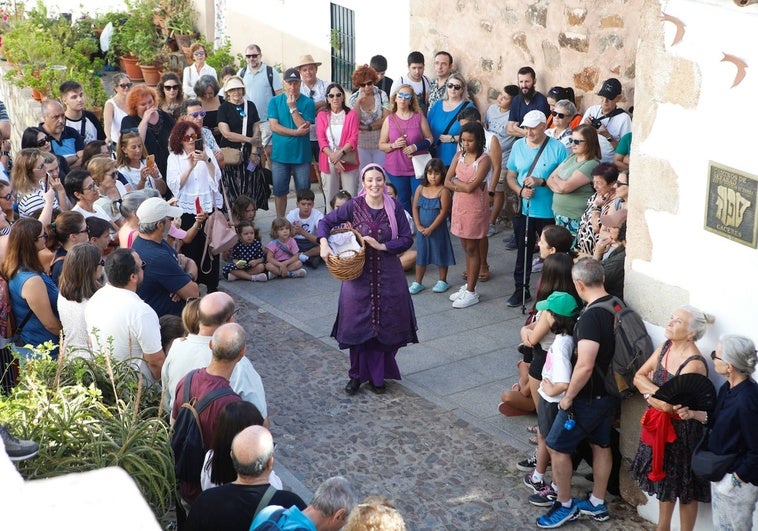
576,496,610,521
536,499,579,529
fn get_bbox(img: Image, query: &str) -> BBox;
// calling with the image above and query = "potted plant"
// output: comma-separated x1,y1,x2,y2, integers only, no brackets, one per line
132,30,163,86
203,38,239,72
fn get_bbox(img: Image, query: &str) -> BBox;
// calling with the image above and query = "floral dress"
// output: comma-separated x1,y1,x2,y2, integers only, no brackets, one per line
630,340,711,503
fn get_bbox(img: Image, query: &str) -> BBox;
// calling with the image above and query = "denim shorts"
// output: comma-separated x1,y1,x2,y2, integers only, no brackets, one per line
546,395,619,454
537,396,560,437
271,161,311,197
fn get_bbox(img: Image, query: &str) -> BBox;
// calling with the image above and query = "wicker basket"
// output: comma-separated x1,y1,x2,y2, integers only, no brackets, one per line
326,228,366,281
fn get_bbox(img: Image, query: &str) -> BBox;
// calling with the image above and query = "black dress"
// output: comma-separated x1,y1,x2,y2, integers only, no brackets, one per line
630,341,711,503
217,100,260,205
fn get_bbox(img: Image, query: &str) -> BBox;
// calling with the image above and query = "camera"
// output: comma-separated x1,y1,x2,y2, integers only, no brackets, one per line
590,116,603,129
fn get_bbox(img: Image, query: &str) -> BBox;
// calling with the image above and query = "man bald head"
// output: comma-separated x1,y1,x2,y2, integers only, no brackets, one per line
230,425,274,479
210,322,246,362
198,292,236,328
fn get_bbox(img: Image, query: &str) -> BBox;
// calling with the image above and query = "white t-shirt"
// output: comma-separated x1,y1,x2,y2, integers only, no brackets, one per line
303,78,328,141
84,283,163,385
286,207,324,241
538,333,574,403
390,74,431,101
161,333,268,418
118,163,162,191
57,295,92,355
200,451,283,491
72,203,112,223
581,105,632,142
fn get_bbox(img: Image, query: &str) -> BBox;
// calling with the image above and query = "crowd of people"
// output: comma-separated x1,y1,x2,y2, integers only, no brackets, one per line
0,44,755,531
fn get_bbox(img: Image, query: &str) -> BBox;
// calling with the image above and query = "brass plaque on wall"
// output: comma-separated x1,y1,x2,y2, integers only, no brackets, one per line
704,162,758,248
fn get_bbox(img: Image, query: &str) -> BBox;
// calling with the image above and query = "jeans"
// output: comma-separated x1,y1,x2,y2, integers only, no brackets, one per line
271,161,311,197
384,169,418,213
546,395,619,454
512,215,553,289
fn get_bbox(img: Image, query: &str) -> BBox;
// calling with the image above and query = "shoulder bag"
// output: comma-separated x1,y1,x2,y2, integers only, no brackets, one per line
690,427,739,482
201,186,238,272
220,101,247,166
328,120,358,166
430,101,469,155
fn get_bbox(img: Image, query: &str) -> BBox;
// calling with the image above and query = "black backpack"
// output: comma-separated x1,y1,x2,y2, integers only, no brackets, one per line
238,65,276,96
592,297,654,398
170,369,236,482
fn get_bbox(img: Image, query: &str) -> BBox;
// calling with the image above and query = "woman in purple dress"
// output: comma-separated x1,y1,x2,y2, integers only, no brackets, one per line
318,164,418,395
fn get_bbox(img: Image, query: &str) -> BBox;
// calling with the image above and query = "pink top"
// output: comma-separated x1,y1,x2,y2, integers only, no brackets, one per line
316,109,360,173
265,237,299,262
384,113,424,177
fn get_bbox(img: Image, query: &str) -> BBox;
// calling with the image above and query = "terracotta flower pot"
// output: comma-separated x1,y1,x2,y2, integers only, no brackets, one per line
139,64,161,87
120,55,144,82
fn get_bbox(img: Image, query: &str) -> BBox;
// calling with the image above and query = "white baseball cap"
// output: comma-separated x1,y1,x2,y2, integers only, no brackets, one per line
136,197,184,224
521,110,547,128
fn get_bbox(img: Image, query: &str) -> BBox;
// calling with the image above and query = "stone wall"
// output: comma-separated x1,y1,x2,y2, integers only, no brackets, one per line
0,64,47,153
410,0,642,111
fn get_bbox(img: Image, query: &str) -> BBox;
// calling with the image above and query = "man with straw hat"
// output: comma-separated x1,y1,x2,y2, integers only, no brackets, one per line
294,54,330,160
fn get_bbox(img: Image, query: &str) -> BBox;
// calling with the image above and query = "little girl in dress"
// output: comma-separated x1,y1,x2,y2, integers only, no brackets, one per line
223,221,267,282
409,158,455,294
444,121,491,309
264,217,307,278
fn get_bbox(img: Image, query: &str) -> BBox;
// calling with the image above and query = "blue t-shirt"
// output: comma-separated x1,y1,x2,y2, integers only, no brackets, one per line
251,505,316,531
507,137,567,219
132,236,192,317
267,94,315,165
427,100,474,166
8,269,60,356
509,92,551,125
43,124,84,157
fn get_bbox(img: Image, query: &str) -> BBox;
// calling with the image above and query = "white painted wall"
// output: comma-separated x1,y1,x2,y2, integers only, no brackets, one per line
632,1,758,528
634,0,758,345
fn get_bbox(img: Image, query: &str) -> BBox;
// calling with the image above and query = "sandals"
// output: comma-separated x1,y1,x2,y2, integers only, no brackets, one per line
461,265,491,282
529,435,538,445
526,425,539,434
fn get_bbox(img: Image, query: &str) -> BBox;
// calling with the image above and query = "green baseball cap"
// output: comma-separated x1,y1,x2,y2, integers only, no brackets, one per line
535,291,579,317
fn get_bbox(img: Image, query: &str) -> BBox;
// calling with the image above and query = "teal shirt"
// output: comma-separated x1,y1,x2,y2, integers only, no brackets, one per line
551,154,598,220
268,93,316,165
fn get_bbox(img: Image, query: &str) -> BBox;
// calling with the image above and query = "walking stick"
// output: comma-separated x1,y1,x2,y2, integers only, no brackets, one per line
521,196,531,315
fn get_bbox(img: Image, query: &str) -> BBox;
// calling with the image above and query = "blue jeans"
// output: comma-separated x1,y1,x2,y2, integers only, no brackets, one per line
271,161,311,197
384,170,418,213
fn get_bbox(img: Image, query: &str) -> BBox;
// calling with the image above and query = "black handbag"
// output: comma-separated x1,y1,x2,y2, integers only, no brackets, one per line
690,427,739,481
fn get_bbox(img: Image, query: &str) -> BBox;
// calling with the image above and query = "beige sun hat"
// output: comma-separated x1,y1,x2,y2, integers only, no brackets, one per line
293,54,322,69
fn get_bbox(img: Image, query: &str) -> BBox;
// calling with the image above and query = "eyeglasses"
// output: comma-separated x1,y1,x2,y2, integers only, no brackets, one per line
35,232,48,241
568,138,585,145
396,93,413,100
99,259,105,267
189,110,206,118
107,171,119,177
327,93,343,99
84,182,99,191
164,85,180,91
245,54,260,59
182,134,198,142
551,111,566,119
0,192,13,201
35,163,46,171
446,83,462,90
359,82,373,87
710,350,722,361
193,51,206,56
616,182,628,187
118,82,133,89
36,138,50,147
308,89,315,98
121,128,140,135
76,227,89,234
141,261,147,270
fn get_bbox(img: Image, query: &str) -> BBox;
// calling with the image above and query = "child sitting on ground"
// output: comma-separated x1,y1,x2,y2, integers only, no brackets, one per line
223,221,267,282
523,291,579,506
286,189,324,269
264,217,307,278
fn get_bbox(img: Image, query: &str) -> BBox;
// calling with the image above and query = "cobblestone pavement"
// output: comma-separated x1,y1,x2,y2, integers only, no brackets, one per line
228,279,653,530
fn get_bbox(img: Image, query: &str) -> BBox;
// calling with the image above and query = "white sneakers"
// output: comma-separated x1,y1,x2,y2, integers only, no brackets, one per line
449,285,467,301
451,288,480,309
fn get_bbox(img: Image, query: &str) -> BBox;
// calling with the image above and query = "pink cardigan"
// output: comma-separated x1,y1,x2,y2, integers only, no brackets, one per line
316,109,360,173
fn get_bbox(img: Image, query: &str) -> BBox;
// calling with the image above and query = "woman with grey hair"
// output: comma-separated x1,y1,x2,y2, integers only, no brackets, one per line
194,75,223,144
545,99,578,150
675,334,758,530
427,72,475,166
631,305,715,531
117,189,158,248
103,73,132,147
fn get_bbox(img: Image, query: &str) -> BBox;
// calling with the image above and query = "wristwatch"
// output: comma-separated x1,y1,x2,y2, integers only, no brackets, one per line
488,191,495,197
289,107,298,114
540,178,547,187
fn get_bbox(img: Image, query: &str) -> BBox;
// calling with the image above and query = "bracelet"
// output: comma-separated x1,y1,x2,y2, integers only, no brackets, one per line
702,411,708,425
731,473,742,487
